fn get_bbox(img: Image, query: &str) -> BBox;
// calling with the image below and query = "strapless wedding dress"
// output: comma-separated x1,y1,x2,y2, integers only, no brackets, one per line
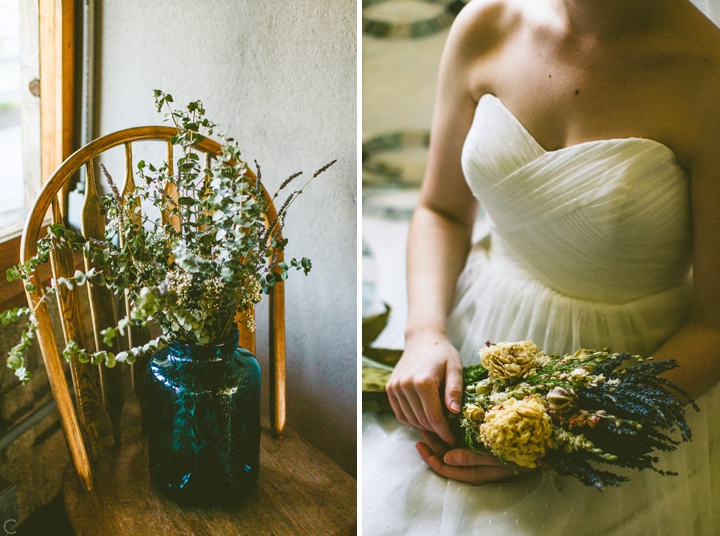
362,94,720,535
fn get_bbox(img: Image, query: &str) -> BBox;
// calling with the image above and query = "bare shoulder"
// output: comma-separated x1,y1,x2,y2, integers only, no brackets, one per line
449,0,520,49
677,6,720,101
443,0,524,95
678,11,720,165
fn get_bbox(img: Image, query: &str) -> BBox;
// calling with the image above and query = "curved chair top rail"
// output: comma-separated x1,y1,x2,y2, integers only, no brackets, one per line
21,125,280,262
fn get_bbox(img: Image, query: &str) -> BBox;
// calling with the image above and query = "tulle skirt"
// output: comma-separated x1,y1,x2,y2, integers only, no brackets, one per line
362,245,720,535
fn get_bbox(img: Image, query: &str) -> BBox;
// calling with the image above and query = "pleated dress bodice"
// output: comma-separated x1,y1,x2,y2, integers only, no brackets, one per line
447,95,694,360
462,94,692,304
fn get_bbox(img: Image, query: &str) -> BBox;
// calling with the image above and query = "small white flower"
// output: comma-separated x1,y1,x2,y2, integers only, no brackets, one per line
588,374,606,387
570,367,589,380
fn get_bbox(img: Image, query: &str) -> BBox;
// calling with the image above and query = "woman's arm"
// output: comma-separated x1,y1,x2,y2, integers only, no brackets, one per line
653,104,720,398
387,1,528,484
386,1,509,445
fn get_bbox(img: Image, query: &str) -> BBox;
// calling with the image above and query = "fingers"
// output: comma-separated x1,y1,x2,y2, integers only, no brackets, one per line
444,359,463,415
386,389,403,421
388,374,455,443
416,443,517,485
385,343,462,443
420,430,451,457
402,386,432,431
418,387,456,445
443,448,505,467
388,388,426,430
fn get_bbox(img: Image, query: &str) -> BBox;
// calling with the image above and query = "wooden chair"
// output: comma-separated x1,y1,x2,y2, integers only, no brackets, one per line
20,126,356,535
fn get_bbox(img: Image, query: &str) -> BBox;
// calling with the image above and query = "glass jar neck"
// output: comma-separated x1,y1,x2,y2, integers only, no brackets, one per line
167,330,240,362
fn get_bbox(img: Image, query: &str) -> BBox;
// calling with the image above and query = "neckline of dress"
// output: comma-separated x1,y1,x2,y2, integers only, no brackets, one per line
479,93,679,160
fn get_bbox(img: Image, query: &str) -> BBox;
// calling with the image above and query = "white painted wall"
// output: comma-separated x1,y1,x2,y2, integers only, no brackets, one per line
95,0,357,475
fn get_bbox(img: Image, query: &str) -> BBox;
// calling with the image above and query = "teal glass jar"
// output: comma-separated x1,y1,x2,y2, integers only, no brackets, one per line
147,330,261,505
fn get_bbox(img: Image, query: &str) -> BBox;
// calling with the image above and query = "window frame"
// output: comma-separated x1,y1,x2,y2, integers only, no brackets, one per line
0,0,75,307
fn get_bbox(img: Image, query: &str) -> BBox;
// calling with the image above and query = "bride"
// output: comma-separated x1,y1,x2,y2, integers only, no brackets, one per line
363,0,720,534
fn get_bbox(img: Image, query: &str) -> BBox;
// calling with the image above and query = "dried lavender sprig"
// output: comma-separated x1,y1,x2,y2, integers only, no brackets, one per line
313,159,337,178
253,160,267,211
262,159,336,246
100,163,123,207
99,163,127,242
543,449,629,489
272,171,303,200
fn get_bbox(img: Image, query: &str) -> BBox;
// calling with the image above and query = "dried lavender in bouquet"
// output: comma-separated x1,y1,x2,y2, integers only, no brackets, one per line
457,341,699,489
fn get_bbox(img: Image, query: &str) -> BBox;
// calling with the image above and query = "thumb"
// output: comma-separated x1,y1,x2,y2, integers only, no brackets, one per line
444,359,463,414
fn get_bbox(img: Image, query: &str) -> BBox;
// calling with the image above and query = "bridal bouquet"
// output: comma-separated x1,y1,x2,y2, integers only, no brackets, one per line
458,341,699,489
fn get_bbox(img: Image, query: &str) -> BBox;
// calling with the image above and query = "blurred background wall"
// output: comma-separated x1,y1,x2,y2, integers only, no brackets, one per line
362,0,482,349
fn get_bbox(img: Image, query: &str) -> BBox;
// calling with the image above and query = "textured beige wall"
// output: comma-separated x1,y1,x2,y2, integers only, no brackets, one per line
95,0,357,475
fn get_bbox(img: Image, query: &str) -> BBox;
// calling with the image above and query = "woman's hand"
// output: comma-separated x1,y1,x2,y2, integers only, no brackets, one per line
386,331,463,445
417,431,533,485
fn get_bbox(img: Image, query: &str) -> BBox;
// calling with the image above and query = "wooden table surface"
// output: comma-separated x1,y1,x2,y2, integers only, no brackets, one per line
63,421,357,535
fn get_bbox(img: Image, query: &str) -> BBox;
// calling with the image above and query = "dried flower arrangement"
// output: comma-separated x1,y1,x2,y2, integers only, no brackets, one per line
361,310,699,489
1,90,335,383
458,341,699,488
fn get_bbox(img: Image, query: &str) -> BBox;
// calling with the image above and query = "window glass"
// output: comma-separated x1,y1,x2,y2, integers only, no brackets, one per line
0,0,23,227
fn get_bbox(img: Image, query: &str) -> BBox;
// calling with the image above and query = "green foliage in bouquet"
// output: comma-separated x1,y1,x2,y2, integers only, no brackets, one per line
458,341,700,489
2,90,335,384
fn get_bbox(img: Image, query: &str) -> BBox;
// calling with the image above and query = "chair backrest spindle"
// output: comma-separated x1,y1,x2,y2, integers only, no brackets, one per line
162,140,180,232
269,273,286,438
82,161,125,446
24,259,94,490
121,142,152,433
49,199,103,461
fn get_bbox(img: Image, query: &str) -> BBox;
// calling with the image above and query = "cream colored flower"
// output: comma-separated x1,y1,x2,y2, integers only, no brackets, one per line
479,396,553,468
463,404,485,423
489,391,510,405
553,429,596,454
479,341,544,382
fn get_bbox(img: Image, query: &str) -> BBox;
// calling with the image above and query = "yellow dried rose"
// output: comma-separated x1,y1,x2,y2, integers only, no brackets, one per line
479,396,553,469
479,341,544,382
463,404,485,423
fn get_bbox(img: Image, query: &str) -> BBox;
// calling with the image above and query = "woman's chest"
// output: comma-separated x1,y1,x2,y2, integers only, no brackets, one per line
475,34,710,166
